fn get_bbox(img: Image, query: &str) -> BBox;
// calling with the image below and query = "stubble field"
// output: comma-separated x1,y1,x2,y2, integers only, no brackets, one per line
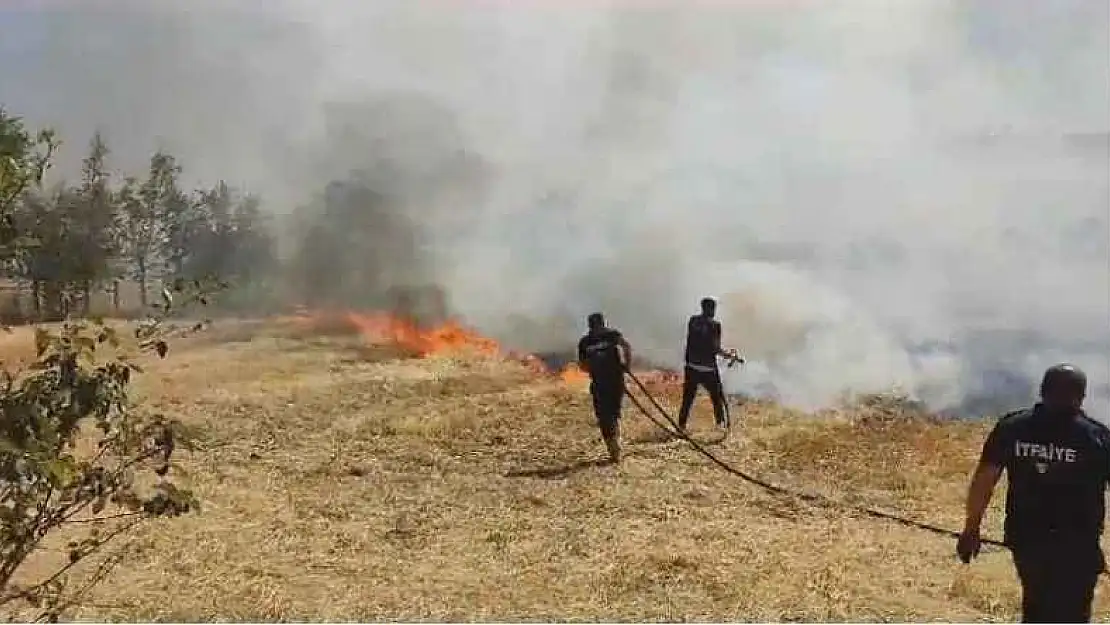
7,317,1108,622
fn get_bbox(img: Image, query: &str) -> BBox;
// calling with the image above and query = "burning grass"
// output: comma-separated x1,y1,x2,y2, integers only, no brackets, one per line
6,313,1109,621
273,309,613,384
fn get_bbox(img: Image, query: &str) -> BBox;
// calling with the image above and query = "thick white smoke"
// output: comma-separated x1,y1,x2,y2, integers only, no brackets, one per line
1,0,1107,415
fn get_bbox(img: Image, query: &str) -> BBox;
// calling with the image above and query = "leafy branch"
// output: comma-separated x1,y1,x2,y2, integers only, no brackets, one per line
0,277,221,620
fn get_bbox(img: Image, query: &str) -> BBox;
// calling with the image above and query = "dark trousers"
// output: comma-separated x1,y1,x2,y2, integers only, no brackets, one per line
1011,539,1104,623
590,381,624,439
677,366,729,429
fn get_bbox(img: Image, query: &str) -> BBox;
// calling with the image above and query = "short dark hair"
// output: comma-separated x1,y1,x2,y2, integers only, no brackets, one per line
1040,363,1087,397
587,312,605,327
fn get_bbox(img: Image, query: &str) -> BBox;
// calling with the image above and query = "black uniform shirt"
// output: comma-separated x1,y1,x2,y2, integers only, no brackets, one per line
981,404,1110,546
684,315,721,371
577,328,625,387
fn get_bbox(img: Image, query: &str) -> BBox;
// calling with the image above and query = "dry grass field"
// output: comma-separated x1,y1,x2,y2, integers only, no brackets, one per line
6,315,1110,622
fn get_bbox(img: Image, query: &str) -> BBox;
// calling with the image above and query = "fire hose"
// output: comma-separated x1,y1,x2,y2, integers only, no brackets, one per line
620,365,1009,551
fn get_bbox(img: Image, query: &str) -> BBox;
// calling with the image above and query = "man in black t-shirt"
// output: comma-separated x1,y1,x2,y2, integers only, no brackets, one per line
677,297,742,434
958,364,1110,623
577,312,633,464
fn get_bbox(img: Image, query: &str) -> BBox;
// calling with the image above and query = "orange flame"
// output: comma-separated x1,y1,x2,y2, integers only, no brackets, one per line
286,308,682,389
339,311,590,382
559,362,590,385
342,312,501,357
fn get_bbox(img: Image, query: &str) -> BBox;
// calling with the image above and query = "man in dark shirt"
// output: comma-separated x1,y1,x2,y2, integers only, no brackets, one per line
958,364,1110,623
677,297,742,434
577,312,633,464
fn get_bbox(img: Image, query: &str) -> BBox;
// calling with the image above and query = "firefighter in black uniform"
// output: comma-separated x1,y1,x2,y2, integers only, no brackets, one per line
958,364,1110,623
577,312,633,464
677,296,742,434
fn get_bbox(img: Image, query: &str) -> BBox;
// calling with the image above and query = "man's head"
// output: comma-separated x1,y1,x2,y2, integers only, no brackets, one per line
587,312,605,332
700,297,717,318
1039,363,1087,414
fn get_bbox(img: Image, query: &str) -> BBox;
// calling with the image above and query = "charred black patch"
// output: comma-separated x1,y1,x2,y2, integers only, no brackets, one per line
532,349,682,374
533,351,577,372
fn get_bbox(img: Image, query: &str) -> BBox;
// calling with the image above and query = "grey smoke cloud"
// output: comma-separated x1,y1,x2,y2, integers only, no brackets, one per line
1,0,1106,415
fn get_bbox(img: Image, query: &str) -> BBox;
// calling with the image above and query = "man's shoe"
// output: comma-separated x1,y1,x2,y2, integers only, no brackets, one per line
604,436,622,464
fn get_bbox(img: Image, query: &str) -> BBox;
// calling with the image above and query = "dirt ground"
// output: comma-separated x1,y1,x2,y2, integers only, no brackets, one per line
7,318,1109,622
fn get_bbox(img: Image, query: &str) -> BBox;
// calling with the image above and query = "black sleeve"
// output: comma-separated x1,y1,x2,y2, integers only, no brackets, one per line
1098,428,1110,487
577,337,587,362
980,420,1013,467
1104,439,1110,488
713,321,722,345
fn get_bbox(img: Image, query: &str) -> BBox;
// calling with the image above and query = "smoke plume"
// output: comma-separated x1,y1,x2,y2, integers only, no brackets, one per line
1,0,1107,416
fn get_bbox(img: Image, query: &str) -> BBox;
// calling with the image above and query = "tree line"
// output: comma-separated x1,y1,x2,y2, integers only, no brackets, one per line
0,103,451,618
0,109,278,322
1,106,220,619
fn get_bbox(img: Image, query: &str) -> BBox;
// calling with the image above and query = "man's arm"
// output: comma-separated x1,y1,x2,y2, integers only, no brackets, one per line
1098,428,1110,490
712,322,740,361
963,460,1003,534
617,334,632,369
711,321,724,356
962,424,1010,535
576,339,590,373
956,423,1010,563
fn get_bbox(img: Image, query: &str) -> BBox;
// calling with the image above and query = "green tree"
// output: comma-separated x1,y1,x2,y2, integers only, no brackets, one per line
0,109,57,217
118,152,180,310
161,186,205,282
229,193,275,282
0,110,214,620
69,133,119,315
10,184,79,320
176,182,277,313
186,180,235,281
14,133,125,319
0,108,58,262
220,192,277,312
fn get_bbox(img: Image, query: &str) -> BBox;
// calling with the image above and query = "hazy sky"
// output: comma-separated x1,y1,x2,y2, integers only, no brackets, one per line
1,0,1107,415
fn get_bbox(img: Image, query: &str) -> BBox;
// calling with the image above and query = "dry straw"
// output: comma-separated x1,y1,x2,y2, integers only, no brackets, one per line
6,318,1107,621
